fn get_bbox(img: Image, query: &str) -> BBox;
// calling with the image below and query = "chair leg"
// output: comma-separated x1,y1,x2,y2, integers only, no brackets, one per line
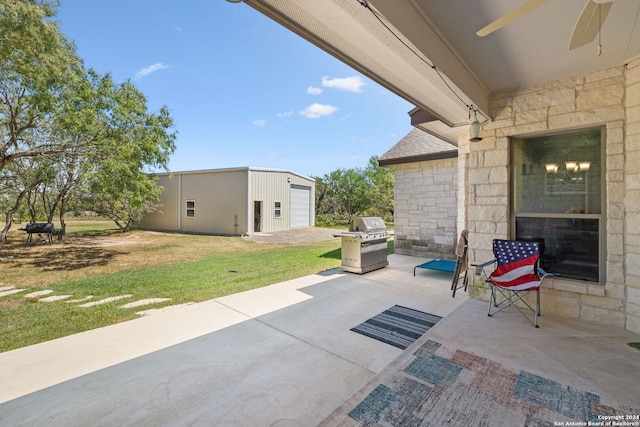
451,263,460,291
489,286,541,327
535,289,540,328
487,284,495,316
452,268,459,297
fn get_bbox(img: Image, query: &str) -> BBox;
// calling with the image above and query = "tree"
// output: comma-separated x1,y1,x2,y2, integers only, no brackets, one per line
79,78,176,232
0,0,84,173
0,158,50,245
0,1,176,245
324,167,371,219
364,156,394,220
315,156,394,223
0,0,101,247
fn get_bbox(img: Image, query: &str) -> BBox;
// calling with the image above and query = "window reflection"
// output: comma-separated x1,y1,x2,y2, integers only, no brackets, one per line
516,217,599,282
512,129,601,215
511,128,602,283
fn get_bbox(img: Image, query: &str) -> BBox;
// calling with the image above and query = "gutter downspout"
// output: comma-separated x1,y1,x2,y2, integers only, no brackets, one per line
178,173,182,231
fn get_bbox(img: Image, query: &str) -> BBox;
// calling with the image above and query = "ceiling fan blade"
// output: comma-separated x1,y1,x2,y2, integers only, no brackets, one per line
476,0,552,37
569,0,612,50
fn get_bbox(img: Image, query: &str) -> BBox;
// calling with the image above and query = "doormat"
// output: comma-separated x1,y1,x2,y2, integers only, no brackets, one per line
340,340,640,426
350,305,442,350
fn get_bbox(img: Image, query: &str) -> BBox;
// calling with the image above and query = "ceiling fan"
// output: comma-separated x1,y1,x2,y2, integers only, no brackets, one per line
476,0,614,51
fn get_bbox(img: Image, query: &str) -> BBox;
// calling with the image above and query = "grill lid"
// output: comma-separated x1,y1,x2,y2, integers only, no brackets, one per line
349,217,387,234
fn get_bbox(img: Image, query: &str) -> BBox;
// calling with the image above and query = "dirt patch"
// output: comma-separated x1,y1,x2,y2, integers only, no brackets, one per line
243,227,343,244
68,232,155,248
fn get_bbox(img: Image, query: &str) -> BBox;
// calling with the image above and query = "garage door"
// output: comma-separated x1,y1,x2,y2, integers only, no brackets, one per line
290,185,311,228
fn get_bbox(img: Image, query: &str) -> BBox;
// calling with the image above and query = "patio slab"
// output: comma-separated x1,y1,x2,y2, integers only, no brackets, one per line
0,253,637,426
323,298,640,426
0,254,464,426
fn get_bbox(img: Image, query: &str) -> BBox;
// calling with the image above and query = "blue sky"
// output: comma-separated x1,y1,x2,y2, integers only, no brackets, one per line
56,0,415,178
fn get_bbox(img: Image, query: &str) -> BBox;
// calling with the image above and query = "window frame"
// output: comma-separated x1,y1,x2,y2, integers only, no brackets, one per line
274,201,282,219
509,127,605,284
186,200,196,218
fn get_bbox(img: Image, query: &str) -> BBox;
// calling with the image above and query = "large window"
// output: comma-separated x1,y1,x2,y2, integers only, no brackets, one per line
511,128,603,283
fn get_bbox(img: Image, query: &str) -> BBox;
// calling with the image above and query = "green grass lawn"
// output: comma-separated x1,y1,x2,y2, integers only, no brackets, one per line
0,239,345,352
0,221,394,353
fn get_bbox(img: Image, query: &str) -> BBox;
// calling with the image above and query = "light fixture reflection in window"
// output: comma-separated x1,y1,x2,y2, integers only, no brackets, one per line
579,161,591,171
565,161,578,172
545,160,590,174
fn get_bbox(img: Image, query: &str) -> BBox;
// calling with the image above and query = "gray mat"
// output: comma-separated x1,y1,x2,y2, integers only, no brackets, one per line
350,305,442,350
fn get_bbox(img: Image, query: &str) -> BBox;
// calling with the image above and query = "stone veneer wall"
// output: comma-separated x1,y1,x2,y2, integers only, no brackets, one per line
392,158,458,258
625,60,640,333
462,60,640,333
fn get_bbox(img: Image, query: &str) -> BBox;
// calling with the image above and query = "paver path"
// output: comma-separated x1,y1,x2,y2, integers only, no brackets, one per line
0,288,172,313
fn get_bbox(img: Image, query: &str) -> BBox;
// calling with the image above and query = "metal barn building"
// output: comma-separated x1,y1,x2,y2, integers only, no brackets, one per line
139,167,315,235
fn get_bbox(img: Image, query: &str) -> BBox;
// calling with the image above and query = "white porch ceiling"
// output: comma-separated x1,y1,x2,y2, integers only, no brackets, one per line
243,0,640,144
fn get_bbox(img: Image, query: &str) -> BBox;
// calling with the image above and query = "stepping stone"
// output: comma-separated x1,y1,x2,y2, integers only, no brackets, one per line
66,296,94,303
0,289,25,298
120,298,171,309
40,295,73,302
24,290,54,298
79,295,133,308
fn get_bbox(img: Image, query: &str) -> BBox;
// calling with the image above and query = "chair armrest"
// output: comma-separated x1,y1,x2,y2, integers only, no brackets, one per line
537,267,557,282
471,259,496,279
471,259,497,268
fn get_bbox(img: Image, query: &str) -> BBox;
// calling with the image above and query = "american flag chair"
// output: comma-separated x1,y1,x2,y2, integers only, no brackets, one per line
480,239,554,328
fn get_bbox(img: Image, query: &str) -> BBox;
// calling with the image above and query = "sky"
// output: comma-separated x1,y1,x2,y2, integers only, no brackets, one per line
55,0,415,178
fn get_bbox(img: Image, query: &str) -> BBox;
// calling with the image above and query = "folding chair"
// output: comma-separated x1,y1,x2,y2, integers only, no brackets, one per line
451,230,468,298
480,239,554,327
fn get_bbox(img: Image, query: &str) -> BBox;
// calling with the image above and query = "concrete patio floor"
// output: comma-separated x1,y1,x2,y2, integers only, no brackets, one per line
0,254,638,426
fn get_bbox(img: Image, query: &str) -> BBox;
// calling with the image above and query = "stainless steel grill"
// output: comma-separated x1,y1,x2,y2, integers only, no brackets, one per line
336,216,389,274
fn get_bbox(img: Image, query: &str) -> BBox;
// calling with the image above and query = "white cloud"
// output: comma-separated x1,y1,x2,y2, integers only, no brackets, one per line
321,75,366,93
277,111,294,118
135,63,170,79
252,119,267,127
307,86,323,95
299,103,338,119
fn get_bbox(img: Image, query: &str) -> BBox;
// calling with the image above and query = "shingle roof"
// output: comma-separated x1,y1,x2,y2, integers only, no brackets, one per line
379,128,457,166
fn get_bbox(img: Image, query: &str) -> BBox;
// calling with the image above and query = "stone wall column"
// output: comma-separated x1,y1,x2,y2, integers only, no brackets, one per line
624,59,640,333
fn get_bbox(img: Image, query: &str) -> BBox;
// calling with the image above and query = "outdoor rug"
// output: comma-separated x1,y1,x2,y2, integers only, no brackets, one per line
350,305,442,350
336,339,640,427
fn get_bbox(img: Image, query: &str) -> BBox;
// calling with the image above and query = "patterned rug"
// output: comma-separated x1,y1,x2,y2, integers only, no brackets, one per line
338,340,640,426
351,306,442,350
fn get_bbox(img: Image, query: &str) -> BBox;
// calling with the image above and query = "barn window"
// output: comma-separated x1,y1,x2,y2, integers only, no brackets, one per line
274,201,282,219
186,200,196,218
